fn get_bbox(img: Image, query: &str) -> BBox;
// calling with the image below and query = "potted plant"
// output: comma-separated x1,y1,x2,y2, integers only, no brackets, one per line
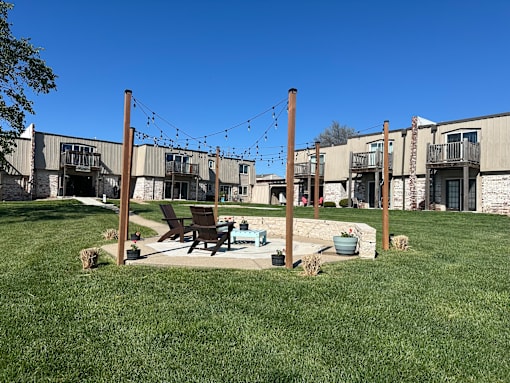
130,231,141,240
239,218,249,231
217,216,233,232
333,228,358,255
126,241,141,260
271,249,285,266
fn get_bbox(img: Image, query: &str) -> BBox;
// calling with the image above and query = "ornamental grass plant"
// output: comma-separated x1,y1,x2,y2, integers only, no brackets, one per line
0,199,509,382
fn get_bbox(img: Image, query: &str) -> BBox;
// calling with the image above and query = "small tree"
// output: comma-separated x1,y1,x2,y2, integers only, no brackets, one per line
0,2,57,161
314,121,356,146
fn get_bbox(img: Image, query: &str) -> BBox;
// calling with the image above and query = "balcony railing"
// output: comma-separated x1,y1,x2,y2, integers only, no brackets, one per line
427,141,480,166
351,151,393,171
294,162,325,177
165,161,199,176
60,151,101,170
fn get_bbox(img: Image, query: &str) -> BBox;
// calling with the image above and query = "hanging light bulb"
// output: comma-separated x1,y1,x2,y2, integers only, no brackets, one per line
247,120,251,132
272,106,275,119
225,130,228,140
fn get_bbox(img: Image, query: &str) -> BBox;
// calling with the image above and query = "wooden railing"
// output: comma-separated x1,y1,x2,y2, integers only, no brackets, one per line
165,161,199,176
351,151,393,171
294,162,325,177
60,151,101,170
427,141,480,166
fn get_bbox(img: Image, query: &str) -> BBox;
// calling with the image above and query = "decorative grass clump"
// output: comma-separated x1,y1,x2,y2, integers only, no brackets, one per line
79,247,100,269
301,253,323,276
102,228,118,240
391,234,409,251
323,201,336,208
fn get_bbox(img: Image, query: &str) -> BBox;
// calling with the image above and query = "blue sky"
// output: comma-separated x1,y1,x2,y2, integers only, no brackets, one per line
9,0,510,176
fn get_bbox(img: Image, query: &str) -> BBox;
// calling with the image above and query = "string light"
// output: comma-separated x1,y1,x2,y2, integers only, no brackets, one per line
130,95,291,167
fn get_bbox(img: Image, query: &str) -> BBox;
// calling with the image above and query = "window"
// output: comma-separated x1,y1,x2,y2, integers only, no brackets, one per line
239,186,248,195
61,143,94,153
310,154,325,175
239,164,249,174
208,160,215,169
369,140,393,153
446,130,478,143
166,153,189,163
310,154,325,164
367,140,393,167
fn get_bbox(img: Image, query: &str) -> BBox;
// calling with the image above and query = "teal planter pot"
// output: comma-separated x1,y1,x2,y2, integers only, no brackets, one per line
333,236,358,255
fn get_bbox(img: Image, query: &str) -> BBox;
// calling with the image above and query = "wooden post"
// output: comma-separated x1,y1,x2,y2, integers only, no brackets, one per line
382,120,390,250
214,146,220,222
117,89,132,265
401,129,407,210
122,127,135,238
314,141,320,219
463,138,470,212
285,88,297,269
425,143,430,211
348,152,353,207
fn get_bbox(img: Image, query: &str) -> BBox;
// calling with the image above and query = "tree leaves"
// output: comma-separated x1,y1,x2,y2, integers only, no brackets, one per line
0,1,57,160
314,120,356,146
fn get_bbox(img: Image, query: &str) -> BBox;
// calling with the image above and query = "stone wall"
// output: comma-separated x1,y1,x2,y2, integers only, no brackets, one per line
132,177,164,200
482,174,510,215
35,170,58,199
323,183,347,206
220,215,376,259
0,174,30,200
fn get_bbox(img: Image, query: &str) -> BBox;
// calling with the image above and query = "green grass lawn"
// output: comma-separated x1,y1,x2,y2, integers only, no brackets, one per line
1,199,509,382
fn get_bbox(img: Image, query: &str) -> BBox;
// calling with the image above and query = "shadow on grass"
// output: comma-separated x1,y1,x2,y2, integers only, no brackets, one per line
0,199,116,224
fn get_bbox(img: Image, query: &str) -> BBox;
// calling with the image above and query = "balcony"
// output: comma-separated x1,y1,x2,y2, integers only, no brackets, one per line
351,151,393,172
426,141,480,168
294,162,325,177
60,151,101,171
165,161,199,176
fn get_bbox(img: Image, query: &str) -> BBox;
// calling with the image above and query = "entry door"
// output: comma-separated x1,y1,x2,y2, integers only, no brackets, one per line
368,181,375,208
446,179,476,211
165,181,189,199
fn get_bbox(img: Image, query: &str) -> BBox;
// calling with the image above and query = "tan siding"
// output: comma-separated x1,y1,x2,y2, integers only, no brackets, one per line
5,138,32,174
35,133,124,174
479,116,510,171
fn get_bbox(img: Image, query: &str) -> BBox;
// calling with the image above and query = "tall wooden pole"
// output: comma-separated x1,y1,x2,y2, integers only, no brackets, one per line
382,120,390,250
214,146,220,222
117,89,132,265
122,127,135,238
285,88,297,269
314,141,320,219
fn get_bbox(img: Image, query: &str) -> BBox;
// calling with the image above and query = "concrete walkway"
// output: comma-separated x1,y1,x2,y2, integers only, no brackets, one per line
75,197,356,270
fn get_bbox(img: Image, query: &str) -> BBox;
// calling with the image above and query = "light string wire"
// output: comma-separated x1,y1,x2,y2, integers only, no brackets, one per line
131,95,289,164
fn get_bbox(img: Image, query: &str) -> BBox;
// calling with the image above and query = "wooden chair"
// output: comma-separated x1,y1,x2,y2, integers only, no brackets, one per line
188,206,234,256
157,204,194,243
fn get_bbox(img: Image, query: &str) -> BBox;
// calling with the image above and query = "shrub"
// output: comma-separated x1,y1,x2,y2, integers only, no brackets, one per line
339,198,349,207
323,201,336,208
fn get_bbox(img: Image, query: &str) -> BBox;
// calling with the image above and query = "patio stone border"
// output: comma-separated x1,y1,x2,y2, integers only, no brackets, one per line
220,216,376,259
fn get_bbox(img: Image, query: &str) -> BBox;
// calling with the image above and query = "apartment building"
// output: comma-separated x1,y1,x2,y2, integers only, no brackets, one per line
0,125,256,202
294,112,510,215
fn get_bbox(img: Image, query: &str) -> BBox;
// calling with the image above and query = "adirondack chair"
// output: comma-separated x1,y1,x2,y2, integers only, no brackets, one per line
188,206,234,256
157,204,194,243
